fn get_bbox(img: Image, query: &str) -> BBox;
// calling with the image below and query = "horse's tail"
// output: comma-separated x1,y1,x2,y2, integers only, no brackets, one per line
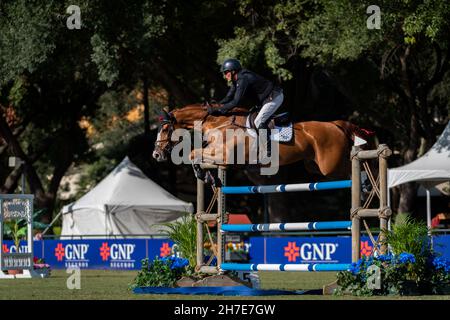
332,120,376,150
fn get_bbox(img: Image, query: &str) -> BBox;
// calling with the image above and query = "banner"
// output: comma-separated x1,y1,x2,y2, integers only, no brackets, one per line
2,239,174,270
2,235,450,270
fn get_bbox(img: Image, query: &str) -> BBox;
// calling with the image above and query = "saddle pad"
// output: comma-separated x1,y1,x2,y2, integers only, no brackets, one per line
245,116,293,142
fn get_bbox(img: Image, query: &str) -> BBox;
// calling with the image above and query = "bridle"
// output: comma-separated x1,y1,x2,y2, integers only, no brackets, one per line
154,104,249,156
155,119,177,154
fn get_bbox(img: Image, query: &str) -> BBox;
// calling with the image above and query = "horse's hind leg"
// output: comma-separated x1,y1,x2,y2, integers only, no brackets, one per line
316,154,351,180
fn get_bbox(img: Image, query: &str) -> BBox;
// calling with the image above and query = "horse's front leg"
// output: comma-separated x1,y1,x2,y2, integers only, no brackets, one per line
190,149,206,181
189,149,223,187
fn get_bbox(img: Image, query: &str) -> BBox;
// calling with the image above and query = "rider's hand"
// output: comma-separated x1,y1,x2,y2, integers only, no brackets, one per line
207,106,225,116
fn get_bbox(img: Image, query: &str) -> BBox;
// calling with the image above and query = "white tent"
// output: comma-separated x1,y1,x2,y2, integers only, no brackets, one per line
61,157,194,238
388,121,450,228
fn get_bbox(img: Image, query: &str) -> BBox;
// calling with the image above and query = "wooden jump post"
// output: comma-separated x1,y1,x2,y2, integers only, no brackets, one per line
351,144,392,262
195,144,392,274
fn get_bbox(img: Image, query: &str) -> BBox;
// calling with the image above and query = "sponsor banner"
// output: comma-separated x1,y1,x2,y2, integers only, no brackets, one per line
56,239,173,270
226,236,375,264
43,239,145,270
148,239,174,261
2,239,174,270
246,235,450,264
248,236,353,264
3,235,450,269
2,240,37,254
434,235,450,260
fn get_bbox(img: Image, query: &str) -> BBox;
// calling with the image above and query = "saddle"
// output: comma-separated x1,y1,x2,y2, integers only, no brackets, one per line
245,110,293,143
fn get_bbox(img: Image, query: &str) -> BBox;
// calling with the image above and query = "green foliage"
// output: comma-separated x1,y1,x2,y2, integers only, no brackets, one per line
337,218,450,296
87,1,168,86
383,215,430,259
160,214,198,269
0,1,59,85
90,34,120,87
3,221,27,249
217,28,267,72
2,209,49,248
264,40,292,80
383,215,431,282
129,256,190,289
1,0,448,226
294,0,450,63
218,0,450,161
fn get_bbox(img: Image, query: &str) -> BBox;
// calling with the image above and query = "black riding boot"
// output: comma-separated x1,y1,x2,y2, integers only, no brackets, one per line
266,126,271,158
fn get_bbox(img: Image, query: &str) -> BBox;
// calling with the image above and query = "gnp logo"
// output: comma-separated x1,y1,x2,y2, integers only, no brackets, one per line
99,242,136,269
54,243,90,268
2,243,29,254
284,241,338,262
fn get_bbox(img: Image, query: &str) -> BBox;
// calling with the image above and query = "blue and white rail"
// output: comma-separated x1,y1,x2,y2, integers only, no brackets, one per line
221,180,352,194
221,263,351,272
221,221,351,232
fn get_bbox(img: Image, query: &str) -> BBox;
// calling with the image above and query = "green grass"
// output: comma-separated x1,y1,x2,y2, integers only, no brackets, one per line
0,270,449,300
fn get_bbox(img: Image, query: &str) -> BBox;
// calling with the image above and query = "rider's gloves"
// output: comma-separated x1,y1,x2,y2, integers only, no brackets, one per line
207,105,226,116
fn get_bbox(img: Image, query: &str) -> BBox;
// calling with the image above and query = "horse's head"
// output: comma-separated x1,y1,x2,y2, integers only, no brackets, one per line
153,110,177,162
152,103,233,162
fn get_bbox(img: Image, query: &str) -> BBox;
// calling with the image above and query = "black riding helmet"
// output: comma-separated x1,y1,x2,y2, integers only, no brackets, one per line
220,58,242,73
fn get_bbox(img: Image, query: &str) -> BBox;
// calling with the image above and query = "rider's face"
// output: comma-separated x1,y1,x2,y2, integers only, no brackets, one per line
224,71,232,81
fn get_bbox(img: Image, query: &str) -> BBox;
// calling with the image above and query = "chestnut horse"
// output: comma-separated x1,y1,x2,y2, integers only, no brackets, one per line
153,103,372,180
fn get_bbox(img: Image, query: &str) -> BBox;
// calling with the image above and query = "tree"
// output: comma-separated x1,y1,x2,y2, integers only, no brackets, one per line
0,0,238,222
217,0,450,216
0,1,105,221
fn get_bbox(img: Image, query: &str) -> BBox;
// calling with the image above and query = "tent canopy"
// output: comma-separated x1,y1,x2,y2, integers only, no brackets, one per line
61,157,194,237
388,121,450,188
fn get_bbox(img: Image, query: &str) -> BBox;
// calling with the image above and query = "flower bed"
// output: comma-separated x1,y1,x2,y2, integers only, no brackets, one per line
130,256,191,289
336,216,450,296
33,257,51,278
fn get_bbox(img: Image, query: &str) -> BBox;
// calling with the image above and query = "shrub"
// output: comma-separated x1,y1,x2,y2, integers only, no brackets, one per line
336,217,450,296
160,214,198,269
130,256,190,289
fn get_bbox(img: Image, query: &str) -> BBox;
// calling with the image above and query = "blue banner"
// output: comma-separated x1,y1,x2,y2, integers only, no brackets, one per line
433,235,450,260
3,235,450,270
245,235,450,264
248,236,353,264
3,239,174,270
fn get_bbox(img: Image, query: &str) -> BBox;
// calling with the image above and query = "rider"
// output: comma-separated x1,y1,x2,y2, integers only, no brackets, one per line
210,58,284,157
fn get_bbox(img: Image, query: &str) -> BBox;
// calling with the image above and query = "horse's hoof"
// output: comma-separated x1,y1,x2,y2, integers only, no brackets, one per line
195,171,206,181
204,171,222,187
213,177,222,188
362,181,373,194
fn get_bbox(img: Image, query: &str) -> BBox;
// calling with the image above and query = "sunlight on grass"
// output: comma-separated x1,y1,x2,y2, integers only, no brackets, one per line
0,270,449,300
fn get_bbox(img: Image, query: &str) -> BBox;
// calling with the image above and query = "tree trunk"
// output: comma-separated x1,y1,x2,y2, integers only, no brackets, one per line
397,183,417,214
0,165,22,193
397,112,420,214
0,111,46,197
396,46,421,215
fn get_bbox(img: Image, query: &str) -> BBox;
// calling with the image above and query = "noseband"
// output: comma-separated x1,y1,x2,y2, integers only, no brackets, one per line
155,120,178,154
